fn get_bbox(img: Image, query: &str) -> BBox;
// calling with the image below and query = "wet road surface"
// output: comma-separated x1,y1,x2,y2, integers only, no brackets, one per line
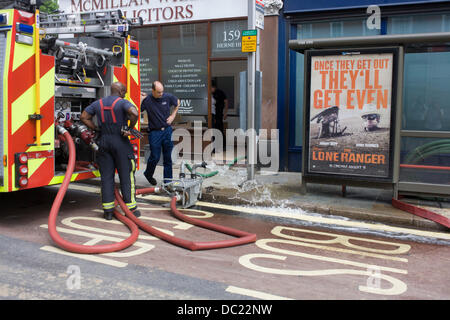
0,182,449,300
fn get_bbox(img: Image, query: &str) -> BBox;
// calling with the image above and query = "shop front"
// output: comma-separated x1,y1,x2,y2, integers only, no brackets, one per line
60,0,247,129
279,0,450,197
59,0,280,161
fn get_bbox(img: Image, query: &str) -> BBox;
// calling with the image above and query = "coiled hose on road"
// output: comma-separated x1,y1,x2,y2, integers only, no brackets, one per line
48,128,256,254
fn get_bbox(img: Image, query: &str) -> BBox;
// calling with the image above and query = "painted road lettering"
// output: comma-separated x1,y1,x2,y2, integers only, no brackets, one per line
239,226,409,296
39,205,212,267
39,199,411,296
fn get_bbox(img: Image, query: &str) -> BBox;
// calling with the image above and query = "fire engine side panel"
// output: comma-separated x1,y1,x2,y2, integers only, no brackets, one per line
0,10,14,192
48,170,100,187
25,53,56,189
5,10,55,192
1,10,142,192
0,18,8,190
113,39,141,168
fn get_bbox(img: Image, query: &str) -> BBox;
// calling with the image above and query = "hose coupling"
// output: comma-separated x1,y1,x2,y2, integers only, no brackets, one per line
56,125,68,135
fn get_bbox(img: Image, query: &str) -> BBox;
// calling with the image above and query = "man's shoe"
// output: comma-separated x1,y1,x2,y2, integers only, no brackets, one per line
147,176,157,185
132,209,141,218
104,212,113,220
144,172,157,186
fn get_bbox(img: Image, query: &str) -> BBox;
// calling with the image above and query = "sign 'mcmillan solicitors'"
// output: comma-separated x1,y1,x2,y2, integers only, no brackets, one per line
60,0,248,25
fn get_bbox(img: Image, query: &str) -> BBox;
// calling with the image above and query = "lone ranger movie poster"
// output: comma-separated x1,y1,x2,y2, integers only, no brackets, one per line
306,50,396,179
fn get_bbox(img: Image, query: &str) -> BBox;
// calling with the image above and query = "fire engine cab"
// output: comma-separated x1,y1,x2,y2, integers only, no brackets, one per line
0,0,142,193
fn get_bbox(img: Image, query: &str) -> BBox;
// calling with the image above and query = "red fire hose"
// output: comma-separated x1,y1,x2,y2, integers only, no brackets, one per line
126,189,257,251
48,130,140,253
48,129,256,254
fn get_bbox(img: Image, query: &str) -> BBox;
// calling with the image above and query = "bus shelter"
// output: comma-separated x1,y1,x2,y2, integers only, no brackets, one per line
289,32,450,199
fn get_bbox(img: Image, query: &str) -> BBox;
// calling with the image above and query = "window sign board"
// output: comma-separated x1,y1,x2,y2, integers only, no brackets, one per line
160,24,208,116
304,48,399,182
162,54,207,115
211,20,247,58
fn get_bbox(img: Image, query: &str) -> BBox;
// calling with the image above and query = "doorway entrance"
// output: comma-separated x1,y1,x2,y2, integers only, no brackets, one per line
209,60,246,158
210,60,246,130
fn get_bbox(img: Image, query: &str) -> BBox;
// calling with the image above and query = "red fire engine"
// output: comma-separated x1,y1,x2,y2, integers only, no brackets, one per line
0,1,142,193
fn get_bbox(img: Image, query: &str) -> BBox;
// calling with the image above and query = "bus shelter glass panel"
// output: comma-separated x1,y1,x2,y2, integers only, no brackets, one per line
400,137,450,185
401,50,450,131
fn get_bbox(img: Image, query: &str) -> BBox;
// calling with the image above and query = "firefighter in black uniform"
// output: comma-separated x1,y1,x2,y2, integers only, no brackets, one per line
81,82,141,220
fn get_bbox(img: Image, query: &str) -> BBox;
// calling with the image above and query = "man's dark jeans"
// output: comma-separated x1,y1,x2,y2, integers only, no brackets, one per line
144,126,173,184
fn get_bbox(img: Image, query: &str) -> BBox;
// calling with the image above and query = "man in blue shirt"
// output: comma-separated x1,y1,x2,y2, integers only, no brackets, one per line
81,82,141,220
141,81,180,185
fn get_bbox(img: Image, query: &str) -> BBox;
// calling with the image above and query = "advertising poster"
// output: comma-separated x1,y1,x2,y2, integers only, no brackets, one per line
307,51,395,178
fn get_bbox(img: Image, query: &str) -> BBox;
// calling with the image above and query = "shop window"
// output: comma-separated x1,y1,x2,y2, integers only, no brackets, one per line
131,27,159,94
180,24,197,48
387,13,450,34
211,20,247,58
297,19,379,40
161,23,208,116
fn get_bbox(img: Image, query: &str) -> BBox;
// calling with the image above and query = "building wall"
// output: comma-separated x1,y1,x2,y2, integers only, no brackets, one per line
260,15,279,139
56,0,280,140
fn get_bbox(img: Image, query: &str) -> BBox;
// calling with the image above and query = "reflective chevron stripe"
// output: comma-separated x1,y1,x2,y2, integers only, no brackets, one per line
102,201,115,210
6,10,55,191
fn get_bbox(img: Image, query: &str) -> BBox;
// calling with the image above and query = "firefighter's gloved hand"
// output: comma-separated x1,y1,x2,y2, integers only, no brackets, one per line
121,126,132,137
121,126,143,139
130,128,144,139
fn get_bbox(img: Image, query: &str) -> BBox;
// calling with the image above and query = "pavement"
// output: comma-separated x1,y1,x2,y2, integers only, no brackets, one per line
85,152,450,233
